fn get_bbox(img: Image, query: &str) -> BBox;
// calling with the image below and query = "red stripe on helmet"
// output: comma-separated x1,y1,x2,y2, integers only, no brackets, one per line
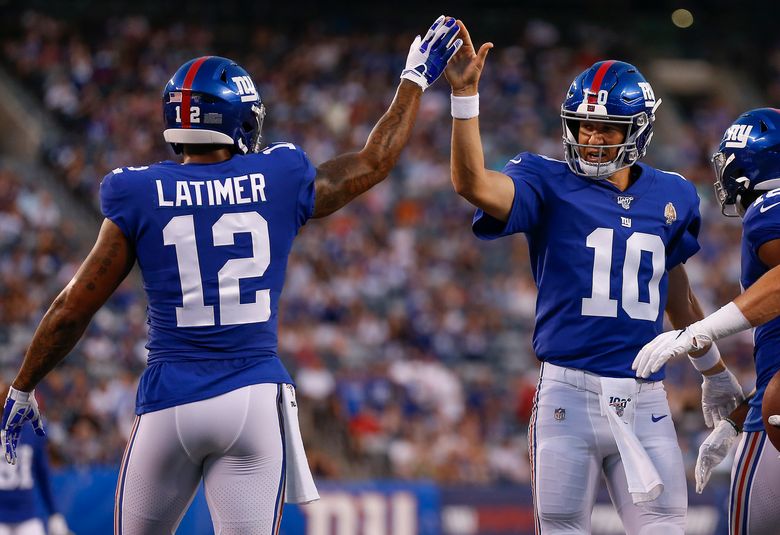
587,60,616,104
180,56,211,128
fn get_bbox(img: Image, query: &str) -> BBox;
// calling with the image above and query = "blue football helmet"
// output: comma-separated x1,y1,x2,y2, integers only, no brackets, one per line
561,60,661,178
162,56,265,155
713,108,780,216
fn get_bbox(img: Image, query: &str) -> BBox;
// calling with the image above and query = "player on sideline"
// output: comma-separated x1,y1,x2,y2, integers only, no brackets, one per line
634,108,780,535
0,388,70,535
443,21,743,534
0,17,462,535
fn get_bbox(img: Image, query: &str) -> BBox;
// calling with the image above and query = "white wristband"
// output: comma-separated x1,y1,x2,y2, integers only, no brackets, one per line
451,94,479,119
690,302,752,342
688,343,721,372
8,386,33,401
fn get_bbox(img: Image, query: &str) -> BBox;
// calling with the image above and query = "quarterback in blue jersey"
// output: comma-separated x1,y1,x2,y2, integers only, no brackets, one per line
444,21,743,535
0,17,462,535
0,420,69,535
635,108,780,535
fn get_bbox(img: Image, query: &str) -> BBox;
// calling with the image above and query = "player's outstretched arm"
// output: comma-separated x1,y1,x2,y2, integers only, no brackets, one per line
312,16,462,218
3,219,134,463
11,219,135,391
732,239,780,325
634,238,780,379
444,20,513,222
661,265,744,426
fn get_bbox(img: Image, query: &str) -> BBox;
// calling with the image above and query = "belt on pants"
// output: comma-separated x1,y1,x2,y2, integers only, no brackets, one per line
540,362,664,395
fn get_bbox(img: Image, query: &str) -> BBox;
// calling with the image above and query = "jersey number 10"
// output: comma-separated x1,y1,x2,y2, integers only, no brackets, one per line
582,227,665,321
163,211,270,327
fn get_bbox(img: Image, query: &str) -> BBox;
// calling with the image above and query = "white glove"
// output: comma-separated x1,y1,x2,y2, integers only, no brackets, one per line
695,419,739,493
701,369,744,428
632,328,710,379
770,415,780,427
1,387,46,465
401,16,463,91
48,513,71,535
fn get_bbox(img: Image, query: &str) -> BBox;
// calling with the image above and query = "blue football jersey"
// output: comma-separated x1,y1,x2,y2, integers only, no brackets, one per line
474,153,701,379
740,189,780,432
100,142,316,414
0,426,57,523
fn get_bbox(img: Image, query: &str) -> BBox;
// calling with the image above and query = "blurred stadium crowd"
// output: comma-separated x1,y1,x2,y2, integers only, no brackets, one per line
0,8,772,486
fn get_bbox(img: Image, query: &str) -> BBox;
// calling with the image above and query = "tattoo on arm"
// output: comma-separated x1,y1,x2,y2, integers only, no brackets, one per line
13,221,135,391
313,81,421,218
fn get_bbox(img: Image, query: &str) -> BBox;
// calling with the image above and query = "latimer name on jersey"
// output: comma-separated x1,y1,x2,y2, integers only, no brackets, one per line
155,174,268,208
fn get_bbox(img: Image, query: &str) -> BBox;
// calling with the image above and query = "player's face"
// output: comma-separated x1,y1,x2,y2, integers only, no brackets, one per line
577,120,627,163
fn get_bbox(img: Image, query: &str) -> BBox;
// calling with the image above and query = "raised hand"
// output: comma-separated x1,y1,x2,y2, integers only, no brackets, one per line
401,16,463,92
444,19,493,96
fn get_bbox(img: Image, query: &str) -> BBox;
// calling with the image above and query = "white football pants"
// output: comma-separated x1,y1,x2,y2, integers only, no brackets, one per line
0,519,45,535
115,383,285,535
729,430,780,535
529,363,687,534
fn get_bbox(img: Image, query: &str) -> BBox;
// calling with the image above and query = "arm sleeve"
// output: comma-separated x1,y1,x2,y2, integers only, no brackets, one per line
99,170,135,240
666,184,701,269
472,154,545,240
32,436,58,515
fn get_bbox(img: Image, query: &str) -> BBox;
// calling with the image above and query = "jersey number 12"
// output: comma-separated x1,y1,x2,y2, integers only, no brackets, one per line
163,212,270,327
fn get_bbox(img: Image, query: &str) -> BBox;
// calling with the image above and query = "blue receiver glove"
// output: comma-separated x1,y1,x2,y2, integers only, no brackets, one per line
401,15,463,91
1,387,46,465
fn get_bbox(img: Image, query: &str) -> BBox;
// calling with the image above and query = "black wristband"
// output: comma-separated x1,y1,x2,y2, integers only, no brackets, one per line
723,417,741,434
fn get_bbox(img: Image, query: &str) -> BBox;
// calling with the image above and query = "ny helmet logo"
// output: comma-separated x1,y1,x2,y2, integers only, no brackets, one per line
637,82,655,107
231,76,258,102
723,124,753,149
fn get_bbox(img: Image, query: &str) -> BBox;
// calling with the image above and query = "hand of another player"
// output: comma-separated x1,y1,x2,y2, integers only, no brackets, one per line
0,387,46,465
400,16,463,91
701,369,744,428
444,19,493,96
48,513,71,535
632,327,711,378
695,419,739,493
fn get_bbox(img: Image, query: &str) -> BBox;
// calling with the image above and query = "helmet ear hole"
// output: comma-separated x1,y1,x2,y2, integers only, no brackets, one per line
242,121,254,132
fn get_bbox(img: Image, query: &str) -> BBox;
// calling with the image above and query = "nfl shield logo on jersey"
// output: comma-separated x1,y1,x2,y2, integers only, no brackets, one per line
554,407,566,421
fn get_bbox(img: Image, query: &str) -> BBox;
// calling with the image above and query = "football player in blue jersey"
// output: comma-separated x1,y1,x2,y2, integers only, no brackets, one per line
0,418,70,535
443,21,744,534
0,16,462,535
634,108,780,535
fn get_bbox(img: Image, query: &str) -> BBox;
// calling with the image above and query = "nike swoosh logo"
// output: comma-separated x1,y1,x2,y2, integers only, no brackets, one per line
509,157,522,164
760,202,780,213
651,414,668,422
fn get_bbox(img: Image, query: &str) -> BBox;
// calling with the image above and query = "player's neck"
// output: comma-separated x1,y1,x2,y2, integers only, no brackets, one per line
182,147,234,165
606,166,633,191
